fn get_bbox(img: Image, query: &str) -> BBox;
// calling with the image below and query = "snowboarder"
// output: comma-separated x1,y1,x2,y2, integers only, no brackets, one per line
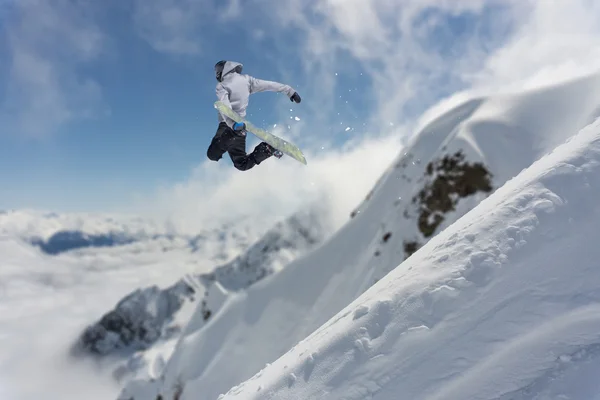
207,60,302,171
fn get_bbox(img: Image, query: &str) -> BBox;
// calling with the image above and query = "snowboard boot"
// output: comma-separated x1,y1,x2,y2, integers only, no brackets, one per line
261,142,283,159
272,149,284,158
251,142,283,164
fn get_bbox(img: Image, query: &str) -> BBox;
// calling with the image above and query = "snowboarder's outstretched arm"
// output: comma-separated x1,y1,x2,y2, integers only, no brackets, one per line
249,77,302,103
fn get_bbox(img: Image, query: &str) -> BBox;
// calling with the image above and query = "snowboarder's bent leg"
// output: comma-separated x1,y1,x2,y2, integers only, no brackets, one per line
251,142,277,164
228,138,277,171
227,134,259,171
207,123,277,170
207,122,234,161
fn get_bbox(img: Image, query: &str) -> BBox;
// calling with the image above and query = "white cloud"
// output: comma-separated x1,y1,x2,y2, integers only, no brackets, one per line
251,0,501,133
131,0,208,55
468,0,600,91
220,0,242,21
130,0,259,54
0,0,105,137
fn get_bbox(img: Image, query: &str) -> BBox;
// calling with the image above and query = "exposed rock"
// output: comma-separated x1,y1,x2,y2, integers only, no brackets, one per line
412,150,493,238
74,280,195,356
403,240,420,260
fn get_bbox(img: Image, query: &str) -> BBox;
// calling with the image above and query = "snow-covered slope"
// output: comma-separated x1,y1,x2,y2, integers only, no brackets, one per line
72,206,330,384
120,72,600,400
220,106,600,400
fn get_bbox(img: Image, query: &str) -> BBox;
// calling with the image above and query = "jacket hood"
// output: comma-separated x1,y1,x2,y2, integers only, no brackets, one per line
221,61,243,79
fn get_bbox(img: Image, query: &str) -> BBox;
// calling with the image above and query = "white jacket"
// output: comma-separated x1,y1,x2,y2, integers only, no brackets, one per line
215,61,296,128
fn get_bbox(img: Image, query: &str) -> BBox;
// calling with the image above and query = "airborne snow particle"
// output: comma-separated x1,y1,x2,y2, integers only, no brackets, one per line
345,127,351,131
295,116,301,121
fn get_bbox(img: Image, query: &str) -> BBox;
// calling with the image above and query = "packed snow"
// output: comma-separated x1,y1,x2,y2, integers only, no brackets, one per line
119,72,600,400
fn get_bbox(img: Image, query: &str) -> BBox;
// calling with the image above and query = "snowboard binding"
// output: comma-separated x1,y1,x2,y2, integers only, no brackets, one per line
272,149,283,159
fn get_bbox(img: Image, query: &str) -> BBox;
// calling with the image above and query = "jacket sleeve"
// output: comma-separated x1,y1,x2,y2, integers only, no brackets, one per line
216,83,235,128
249,76,296,98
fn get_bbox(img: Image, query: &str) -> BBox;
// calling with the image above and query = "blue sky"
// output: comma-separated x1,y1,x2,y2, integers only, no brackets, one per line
0,0,598,218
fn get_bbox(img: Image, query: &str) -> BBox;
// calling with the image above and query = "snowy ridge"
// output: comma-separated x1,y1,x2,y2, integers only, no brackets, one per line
119,72,600,400
74,205,330,384
220,114,600,400
353,72,600,281
198,206,328,291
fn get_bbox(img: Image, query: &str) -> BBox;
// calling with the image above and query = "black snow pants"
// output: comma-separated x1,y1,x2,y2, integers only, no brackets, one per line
206,122,272,171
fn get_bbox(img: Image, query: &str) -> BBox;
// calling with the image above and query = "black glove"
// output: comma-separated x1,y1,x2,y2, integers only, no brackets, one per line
290,92,301,103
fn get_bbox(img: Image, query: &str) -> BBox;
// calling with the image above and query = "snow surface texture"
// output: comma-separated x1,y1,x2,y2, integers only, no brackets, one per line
71,205,329,384
120,72,600,400
220,106,600,400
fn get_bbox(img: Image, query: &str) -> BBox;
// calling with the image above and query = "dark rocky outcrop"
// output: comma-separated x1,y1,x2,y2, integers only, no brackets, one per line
73,280,195,356
403,240,421,260
412,150,493,238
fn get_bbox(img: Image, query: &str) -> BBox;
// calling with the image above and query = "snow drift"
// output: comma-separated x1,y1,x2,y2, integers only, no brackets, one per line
119,71,600,400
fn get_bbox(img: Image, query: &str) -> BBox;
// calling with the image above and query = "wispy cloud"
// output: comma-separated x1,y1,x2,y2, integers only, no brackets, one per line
257,0,511,135
469,0,600,91
131,0,209,55
0,0,105,138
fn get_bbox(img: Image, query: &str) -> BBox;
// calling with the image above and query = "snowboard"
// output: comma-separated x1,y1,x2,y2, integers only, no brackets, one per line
214,100,307,165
